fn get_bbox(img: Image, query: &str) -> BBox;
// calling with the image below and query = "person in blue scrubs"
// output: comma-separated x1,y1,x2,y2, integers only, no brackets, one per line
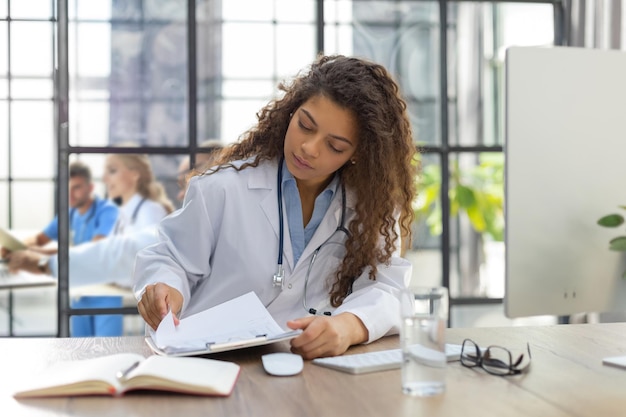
22,161,120,337
24,161,119,250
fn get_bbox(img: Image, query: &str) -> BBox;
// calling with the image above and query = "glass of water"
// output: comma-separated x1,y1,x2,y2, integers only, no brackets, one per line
399,286,449,396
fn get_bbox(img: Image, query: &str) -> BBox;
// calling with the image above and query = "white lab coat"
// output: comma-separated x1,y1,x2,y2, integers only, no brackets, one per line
113,193,167,235
49,194,167,288
49,226,159,287
133,159,412,343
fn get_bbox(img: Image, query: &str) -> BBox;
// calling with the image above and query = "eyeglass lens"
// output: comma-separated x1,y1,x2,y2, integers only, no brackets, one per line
460,339,526,376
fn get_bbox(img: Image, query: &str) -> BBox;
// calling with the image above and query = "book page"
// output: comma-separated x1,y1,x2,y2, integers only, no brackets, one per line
151,291,286,350
13,353,145,398
123,355,240,396
0,227,27,252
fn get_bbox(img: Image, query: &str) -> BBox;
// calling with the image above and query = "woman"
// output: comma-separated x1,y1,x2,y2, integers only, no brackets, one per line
134,55,417,359
71,153,174,337
104,153,174,233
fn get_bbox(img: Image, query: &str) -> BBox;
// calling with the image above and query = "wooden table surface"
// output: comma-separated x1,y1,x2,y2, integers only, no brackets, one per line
3,323,626,416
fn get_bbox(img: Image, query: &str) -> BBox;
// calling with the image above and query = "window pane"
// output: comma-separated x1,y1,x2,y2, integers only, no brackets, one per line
146,101,188,146
448,152,504,298
70,101,110,146
223,23,274,78
0,22,6,75
0,101,6,179
276,0,315,23
449,2,554,146
276,24,316,78
11,102,54,179
409,153,442,287
222,98,267,145
10,0,52,19
11,286,57,337
11,181,55,229
223,0,274,21
10,22,54,76
71,0,112,20
326,1,440,146
144,0,186,21
11,79,53,99
0,0,6,17
0,181,6,228
324,0,354,24
109,102,143,144
196,100,220,147
324,24,354,56
73,23,112,78
150,154,186,207
222,80,275,99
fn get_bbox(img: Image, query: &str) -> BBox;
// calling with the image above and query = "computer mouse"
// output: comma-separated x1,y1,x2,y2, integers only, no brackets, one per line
261,352,304,376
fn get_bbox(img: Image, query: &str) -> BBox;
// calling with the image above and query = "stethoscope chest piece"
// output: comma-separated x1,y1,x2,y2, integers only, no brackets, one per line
273,265,285,288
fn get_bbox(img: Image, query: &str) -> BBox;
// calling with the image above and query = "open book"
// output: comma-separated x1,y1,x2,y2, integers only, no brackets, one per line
0,226,27,252
146,291,301,356
13,353,240,398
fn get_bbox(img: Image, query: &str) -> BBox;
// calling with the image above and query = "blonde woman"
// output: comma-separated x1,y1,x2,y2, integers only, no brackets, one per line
104,153,174,234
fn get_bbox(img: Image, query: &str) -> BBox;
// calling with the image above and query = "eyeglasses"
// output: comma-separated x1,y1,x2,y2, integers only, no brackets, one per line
460,338,532,376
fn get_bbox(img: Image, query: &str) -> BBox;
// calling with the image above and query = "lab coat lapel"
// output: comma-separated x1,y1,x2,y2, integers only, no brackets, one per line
253,161,295,272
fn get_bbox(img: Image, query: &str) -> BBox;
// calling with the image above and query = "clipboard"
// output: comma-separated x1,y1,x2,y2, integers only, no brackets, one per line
0,227,27,251
145,330,302,357
144,292,302,357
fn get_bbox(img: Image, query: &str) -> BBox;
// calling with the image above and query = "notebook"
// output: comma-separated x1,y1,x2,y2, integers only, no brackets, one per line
312,344,463,375
13,353,240,398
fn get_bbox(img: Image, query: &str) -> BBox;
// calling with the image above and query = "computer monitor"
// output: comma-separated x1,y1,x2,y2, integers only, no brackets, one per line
505,46,626,318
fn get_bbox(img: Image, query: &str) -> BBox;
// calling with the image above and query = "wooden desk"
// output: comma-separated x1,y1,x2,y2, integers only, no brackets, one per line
2,323,626,416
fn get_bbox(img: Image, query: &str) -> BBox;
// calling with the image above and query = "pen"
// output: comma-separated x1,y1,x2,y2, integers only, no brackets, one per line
116,361,141,380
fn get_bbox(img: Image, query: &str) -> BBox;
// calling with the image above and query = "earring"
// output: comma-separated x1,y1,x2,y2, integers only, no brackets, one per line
350,159,356,165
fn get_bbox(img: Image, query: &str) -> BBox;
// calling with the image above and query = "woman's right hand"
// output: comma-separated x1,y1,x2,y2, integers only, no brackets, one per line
137,283,183,330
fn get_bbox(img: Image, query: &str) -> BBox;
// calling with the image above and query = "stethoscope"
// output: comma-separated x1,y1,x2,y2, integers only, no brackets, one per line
272,158,349,316
113,197,147,235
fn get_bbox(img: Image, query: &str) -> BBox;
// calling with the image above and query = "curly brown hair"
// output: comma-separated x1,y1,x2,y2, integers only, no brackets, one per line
211,54,416,307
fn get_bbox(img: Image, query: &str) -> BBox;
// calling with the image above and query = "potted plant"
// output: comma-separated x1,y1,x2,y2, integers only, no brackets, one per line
413,153,504,242
597,206,626,278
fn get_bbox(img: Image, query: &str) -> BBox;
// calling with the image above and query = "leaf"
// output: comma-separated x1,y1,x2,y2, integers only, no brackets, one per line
598,214,624,228
455,185,476,208
609,236,626,251
466,205,486,232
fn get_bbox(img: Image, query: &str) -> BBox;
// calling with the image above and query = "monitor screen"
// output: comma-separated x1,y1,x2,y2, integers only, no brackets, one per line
505,46,626,318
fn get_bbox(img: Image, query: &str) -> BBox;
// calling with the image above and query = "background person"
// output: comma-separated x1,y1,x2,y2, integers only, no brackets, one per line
4,153,188,308
133,55,417,359
65,152,175,336
24,160,119,253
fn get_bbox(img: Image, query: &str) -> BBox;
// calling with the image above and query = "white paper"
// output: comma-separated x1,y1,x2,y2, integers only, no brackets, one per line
151,291,287,350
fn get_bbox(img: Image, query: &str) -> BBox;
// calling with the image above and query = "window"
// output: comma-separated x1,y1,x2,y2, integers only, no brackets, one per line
0,0,561,336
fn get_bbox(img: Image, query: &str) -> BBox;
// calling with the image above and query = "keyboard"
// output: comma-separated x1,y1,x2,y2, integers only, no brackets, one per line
312,344,463,375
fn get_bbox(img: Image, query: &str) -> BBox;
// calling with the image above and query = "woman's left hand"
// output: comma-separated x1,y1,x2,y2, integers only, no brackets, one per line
287,312,369,359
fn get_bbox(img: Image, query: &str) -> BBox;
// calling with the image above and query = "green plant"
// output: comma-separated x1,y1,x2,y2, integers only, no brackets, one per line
413,153,504,241
597,206,626,278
